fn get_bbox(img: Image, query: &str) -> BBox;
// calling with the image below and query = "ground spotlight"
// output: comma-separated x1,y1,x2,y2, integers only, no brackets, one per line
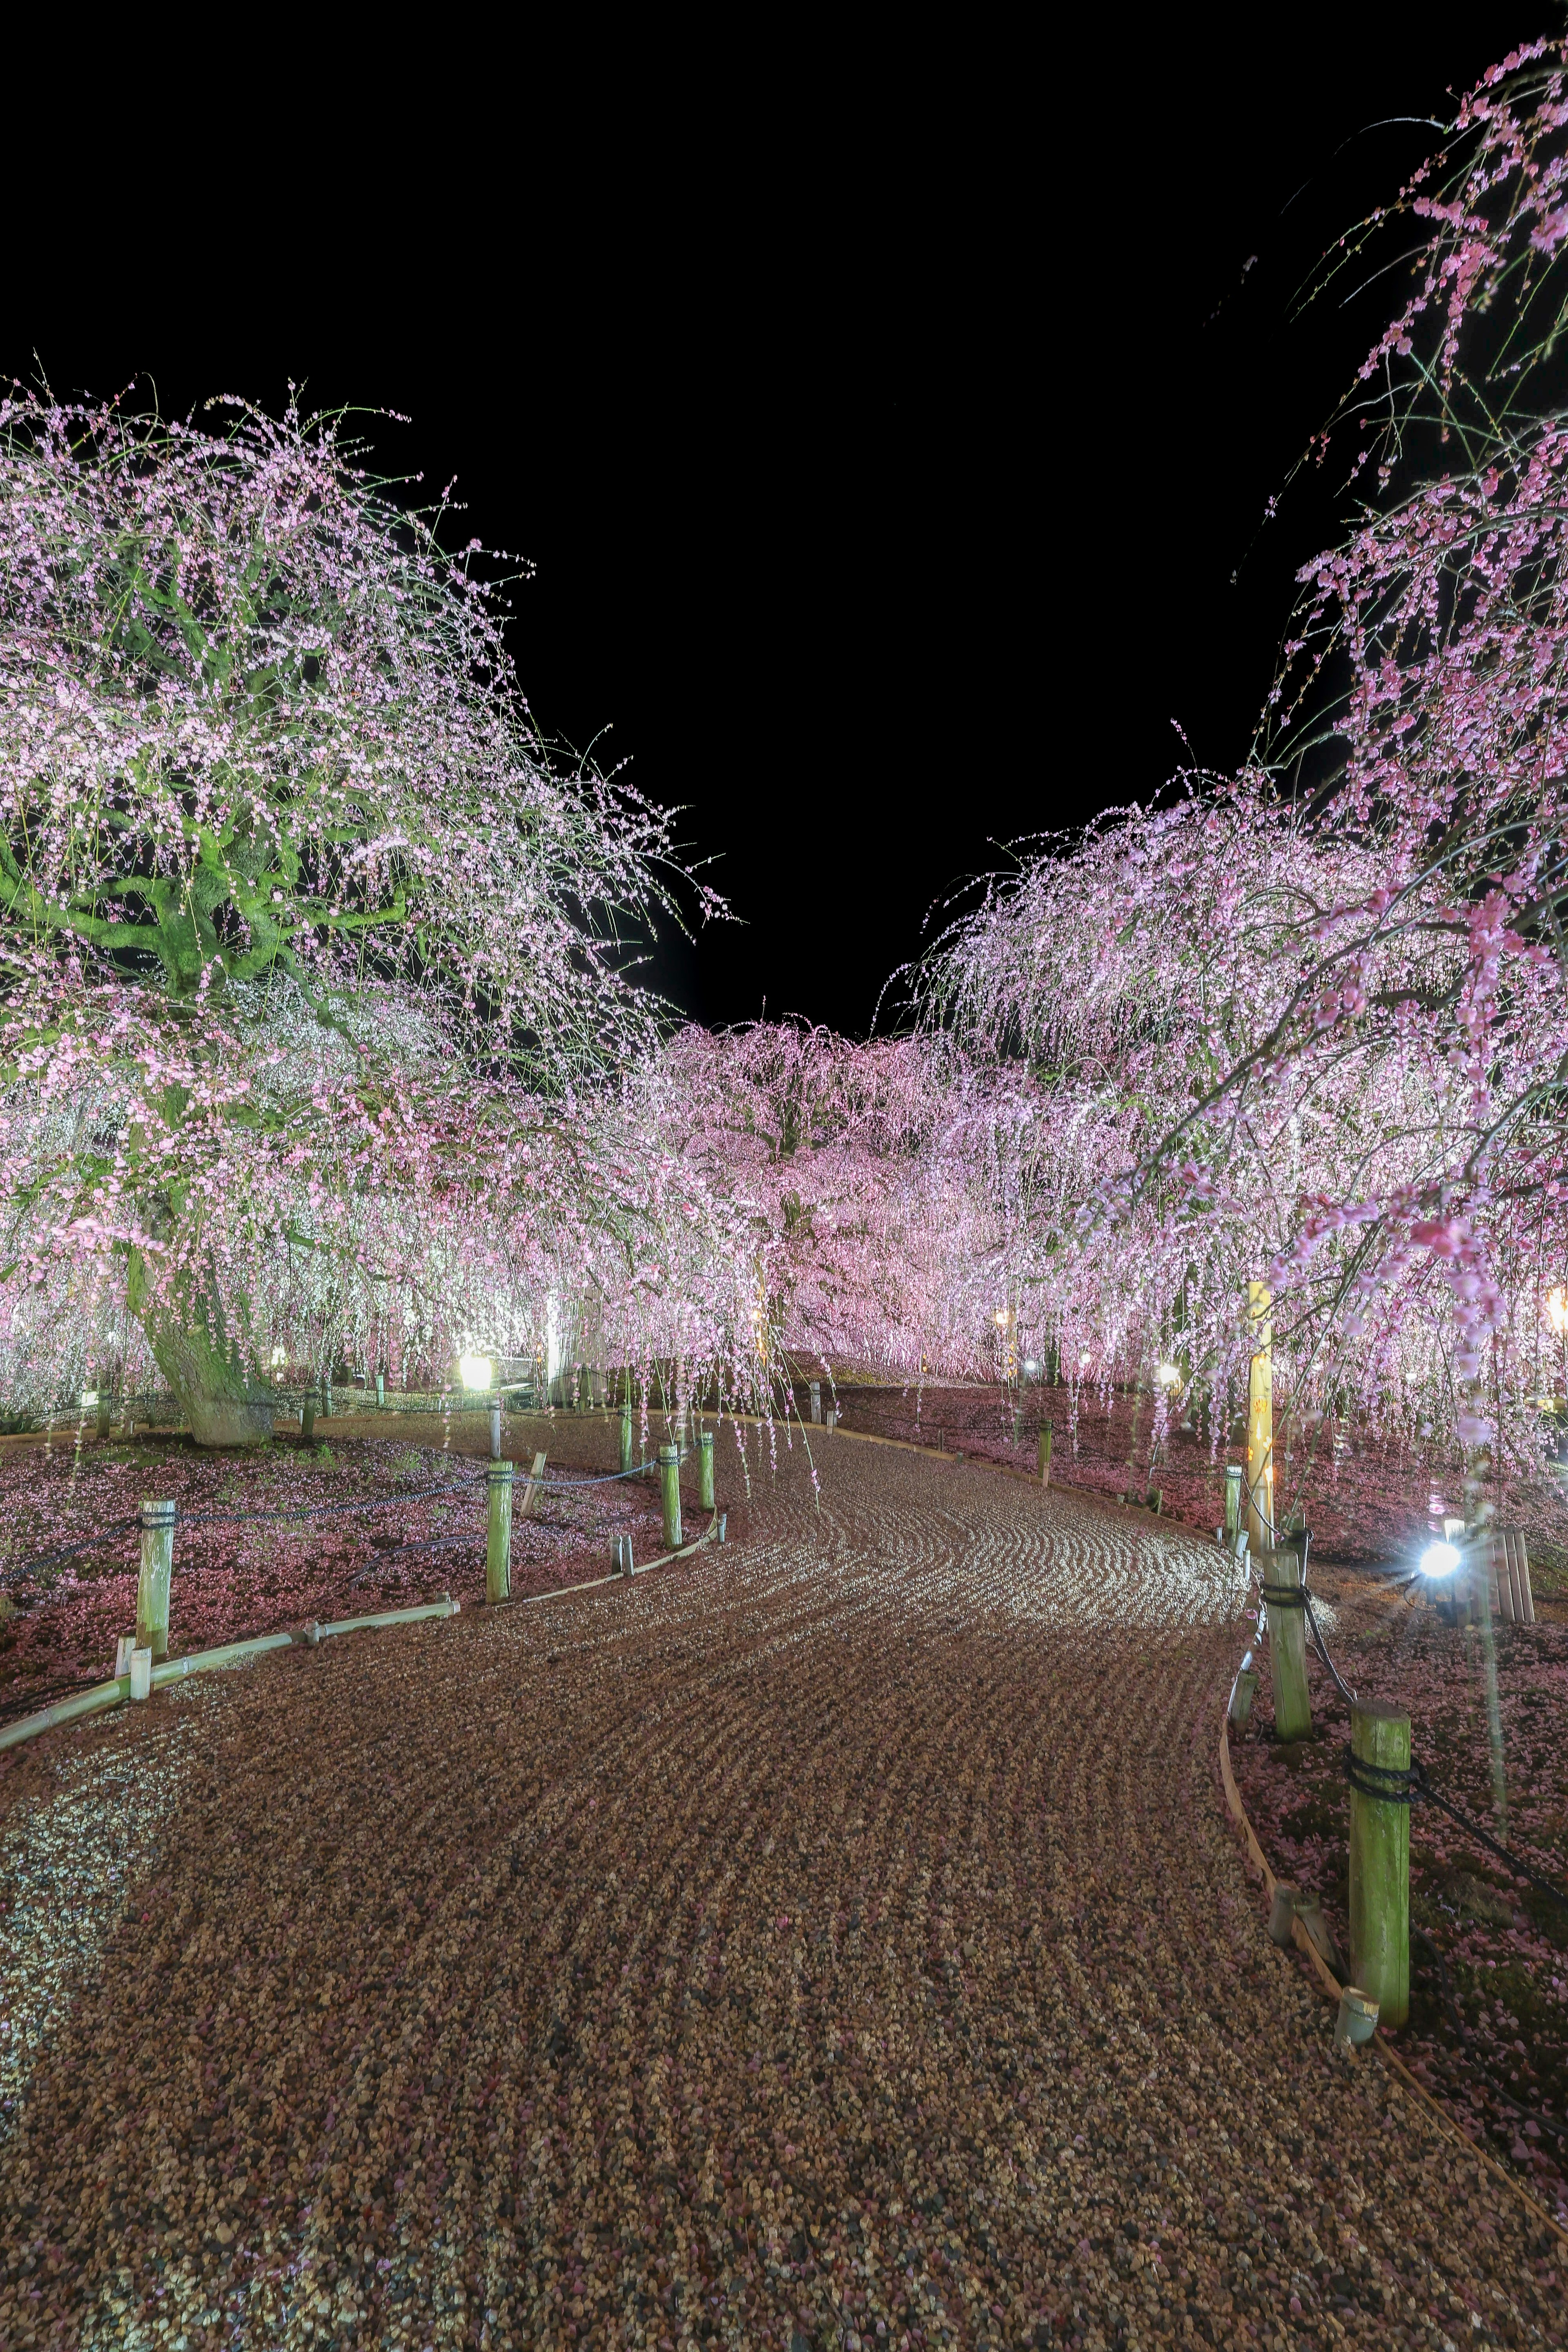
1419,1539,1462,1579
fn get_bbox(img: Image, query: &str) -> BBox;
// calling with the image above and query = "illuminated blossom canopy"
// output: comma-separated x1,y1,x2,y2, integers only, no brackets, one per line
0,391,751,1437
915,40,1568,1491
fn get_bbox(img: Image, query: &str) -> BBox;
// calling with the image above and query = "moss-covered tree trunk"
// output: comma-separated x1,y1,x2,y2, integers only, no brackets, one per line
127,1248,274,1448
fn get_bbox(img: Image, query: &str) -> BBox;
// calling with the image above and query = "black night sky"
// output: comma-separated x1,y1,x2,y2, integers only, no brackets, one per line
9,13,1553,1034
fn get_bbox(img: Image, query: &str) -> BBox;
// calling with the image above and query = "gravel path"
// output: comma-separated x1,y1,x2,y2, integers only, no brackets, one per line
0,1430,1561,2349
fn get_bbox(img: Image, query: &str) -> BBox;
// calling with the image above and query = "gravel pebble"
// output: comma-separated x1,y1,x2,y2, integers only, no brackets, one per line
0,1432,1559,2349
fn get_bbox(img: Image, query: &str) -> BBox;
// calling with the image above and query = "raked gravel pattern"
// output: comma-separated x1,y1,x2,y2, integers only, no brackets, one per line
0,1429,1561,2350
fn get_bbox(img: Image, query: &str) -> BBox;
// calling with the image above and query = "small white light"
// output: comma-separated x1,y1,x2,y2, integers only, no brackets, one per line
1156,1361,1182,1389
994,1308,1010,1328
1022,1359,1039,1376
1080,1351,1092,1367
459,1354,494,1391
269,1344,288,1368
1419,1539,1462,1579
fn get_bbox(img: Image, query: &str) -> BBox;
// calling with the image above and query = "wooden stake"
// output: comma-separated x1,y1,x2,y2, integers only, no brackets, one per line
1223,1462,1243,1539
1038,1423,1053,1488
1348,1697,1410,2030
1228,1667,1259,1728
620,1376,635,1474
698,1429,715,1510
1260,1544,1312,1743
519,1450,547,1519
301,1393,316,1443
136,1499,176,1661
486,1462,514,1604
489,1403,502,1461
659,1443,682,1549
1246,1280,1274,1554
809,1381,821,1425
96,1389,111,1441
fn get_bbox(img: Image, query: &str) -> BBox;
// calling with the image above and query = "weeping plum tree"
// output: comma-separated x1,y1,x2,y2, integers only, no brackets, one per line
654,1021,1005,1379
917,38,1568,1495
0,391,737,1441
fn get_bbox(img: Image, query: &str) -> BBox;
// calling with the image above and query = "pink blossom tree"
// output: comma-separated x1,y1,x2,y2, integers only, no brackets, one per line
0,390,759,1439
918,39,1568,1498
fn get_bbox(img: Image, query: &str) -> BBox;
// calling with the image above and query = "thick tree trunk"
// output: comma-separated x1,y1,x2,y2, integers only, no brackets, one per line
127,1251,274,1448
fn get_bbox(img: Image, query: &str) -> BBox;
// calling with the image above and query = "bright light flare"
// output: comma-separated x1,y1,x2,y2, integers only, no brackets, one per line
1022,1358,1039,1376
1156,1361,1182,1389
459,1354,494,1391
1547,1286,1568,1337
1419,1539,1462,1579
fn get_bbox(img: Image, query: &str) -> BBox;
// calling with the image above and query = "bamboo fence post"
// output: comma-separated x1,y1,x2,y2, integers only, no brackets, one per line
698,1429,715,1510
486,1461,514,1604
96,1388,111,1441
620,1375,635,1474
659,1443,682,1549
1246,1280,1274,1555
301,1391,316,1443
376,1371,386,1410
1228,1667,1259,1728
136,1499,176,1661
324,1378,334,1420
1038,1423,1053,1488
489,1403,502,1460
809,1381,822,1425
1348,1697,1410,2029
1223,1462,1243,1542
1260,1544,1312,1743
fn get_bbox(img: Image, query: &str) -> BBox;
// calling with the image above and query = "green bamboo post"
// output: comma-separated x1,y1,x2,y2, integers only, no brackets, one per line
1245,1281,1274,1554
375,1371,386,1410
136,1499,176,1661
486,1461,514,1604
1348,1697,1410,2029
1038,1423,1052,1488
620,1375,635,1474
1223,1463,1243,1542
301,1391,316,1443
659,1443,682,1548
1260,1544,1312,1743
324,1378,334,1420
96,1387,111,1441
698,1429,715,1510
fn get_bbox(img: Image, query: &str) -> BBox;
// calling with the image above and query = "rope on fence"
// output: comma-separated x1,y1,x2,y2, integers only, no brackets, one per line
1408,1760,1568,1913
0,1517,141,1588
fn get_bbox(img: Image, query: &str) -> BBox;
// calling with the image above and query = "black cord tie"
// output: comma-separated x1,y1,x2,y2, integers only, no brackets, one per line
1343,1747,1418,1805
1258,1581,1308,1609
